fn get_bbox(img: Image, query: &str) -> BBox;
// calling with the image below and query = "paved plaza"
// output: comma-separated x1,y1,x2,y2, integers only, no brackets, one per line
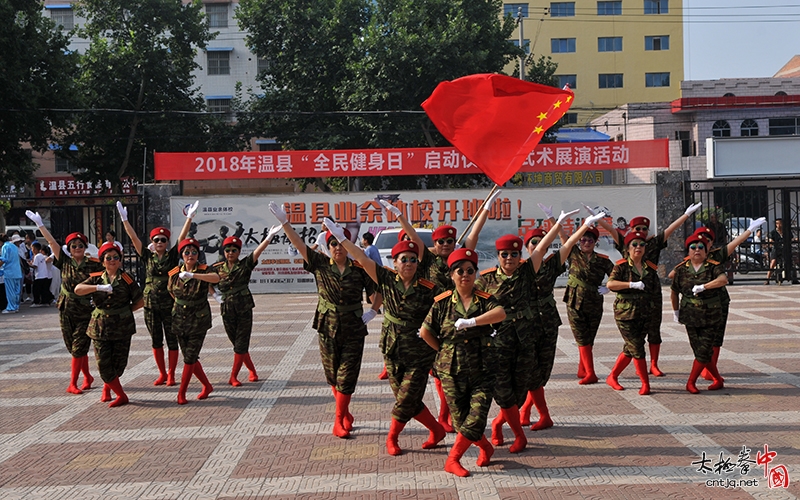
0,284,799,499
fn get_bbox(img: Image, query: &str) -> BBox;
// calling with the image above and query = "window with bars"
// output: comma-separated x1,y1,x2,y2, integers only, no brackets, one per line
740,119,759,137
206,4,228,28
207,51,230,75
51,8,74,30
598,37,622,52
257,56,270,74
768,117,800,136
712,120,731,137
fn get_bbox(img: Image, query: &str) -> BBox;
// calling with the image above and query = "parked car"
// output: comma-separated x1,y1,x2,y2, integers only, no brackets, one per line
4,225,44,239
373,228,434,266
727,217,754,242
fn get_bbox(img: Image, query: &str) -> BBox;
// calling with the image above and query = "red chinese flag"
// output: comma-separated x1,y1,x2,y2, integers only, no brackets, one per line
422,73,574,186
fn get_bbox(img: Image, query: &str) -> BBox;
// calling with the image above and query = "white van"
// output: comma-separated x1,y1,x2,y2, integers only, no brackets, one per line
4,225,44,240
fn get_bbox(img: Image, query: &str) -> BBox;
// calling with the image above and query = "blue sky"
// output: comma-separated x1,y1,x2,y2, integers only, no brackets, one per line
684,0,800,80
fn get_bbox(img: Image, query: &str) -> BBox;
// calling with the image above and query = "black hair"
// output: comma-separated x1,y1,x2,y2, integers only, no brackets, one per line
32,242,42,250
106,229,116,238
362,232,374,244
448,260,478,273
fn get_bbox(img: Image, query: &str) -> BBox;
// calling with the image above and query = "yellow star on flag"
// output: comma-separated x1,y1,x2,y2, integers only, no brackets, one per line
566,95,573,102
533,126,544,134
537,112,548,120
553,100,562,108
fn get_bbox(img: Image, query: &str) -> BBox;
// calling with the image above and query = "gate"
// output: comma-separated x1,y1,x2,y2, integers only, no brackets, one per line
686,179,800,284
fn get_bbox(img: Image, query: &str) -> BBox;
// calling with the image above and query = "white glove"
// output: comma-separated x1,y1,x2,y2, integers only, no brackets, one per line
185,200,199,219
379,199,402,217
25,210,44,228
692,284,705,295
537,203,554,220
213,291,223,303
96,284,113,293
557,208,580,225
116,201,128,222
584,212,606,227
114,241,123,252
454,317,477,330
362,309,377,324
684,202,702,217
287,244,299,257
598,285,609,295
147,242,155,252
62,244,72,258
323,217,347,242
748,217,766,233
265,224,282,241
179,271,194,280
582,204,598,216
673,310,680,323
484,189,502,210
269,201,288,224
629,281,645,290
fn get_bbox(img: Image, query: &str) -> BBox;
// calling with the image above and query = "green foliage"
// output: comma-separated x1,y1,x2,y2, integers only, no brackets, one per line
0,0,79,191
696,206,733,224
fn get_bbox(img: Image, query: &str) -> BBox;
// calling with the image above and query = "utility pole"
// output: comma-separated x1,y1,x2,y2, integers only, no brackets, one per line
518,7,525,80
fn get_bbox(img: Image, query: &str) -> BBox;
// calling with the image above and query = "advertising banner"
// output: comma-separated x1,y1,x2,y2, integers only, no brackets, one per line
171,186,656,293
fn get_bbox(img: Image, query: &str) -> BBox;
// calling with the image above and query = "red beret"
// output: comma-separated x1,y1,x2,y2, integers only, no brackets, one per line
325,229,351,244
624,231,647,247
693,225,715,242
584,226,600,240
523,228,545,246
447,248,478,268
432,225,457,241
397,229,408,242
98,242,121,259
223,236,242,249
630,216,650,229
495,234,523,252
150,227,171,240
65,232,88,246
178,238,201,254
685,232,711,249
392,240,420,258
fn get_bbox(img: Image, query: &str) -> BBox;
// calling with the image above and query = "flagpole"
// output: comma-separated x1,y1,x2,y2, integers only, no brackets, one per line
456,184,500,246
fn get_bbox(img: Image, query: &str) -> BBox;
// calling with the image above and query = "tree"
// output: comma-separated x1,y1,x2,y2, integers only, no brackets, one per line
58,0,243,189
0,0,79,192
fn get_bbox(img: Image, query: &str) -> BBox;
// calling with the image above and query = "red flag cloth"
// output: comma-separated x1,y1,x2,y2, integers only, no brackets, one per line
422,73,575,186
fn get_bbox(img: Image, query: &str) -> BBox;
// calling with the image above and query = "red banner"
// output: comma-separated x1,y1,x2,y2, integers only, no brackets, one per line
154,139,668,181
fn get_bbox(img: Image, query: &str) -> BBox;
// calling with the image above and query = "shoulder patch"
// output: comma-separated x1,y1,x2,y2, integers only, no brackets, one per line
480,267,497,276
596,253,609,260
645,260,658,271
88,257,100,263
168,266,181,277
475,289,492,299
544,253,556,263
707,259,720,266
615,258,627,265
197,264,208,271
89,271,103,277
212,261,225,268
434,290,453,302
121,272,134,285
418,278,435,289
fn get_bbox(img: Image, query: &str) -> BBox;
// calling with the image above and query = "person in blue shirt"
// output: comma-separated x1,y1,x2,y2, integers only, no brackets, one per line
362,232,383,267
0,233,23,313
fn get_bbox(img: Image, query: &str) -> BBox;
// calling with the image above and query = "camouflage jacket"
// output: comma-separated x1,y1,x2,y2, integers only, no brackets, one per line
82,270,143,340
563,246,614,310
213,253,257,312
670,258,725,326
609,257,660,321
54,252,103,309
420,247,454,291
138,245,179,309
476,258,538,347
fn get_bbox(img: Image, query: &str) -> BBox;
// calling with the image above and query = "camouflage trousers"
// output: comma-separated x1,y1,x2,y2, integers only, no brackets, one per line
684,324,720,364
712,303,730,347
567,304,604,346
645,294,663,345
59,302,93,358
222,307,253,354
173,304,212,365
385,354,435,423
616,318,648,359
318,331,365,395
92,336,132,383
530,325,559,390
436,344,495,442
144,305,178,351
493,342,535,409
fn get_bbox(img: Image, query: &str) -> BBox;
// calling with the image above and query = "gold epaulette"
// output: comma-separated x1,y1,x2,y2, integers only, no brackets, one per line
168,266,180,277
418,278,435,289
596,253,609,260
212,261,225,268
675,257,690,270
480,267,497,276
616,258,626,265
646,260,657,271
88,257,100,263
198,264,208,271
434,290,453,302
707,259,720,265
89,271,103,277
121,272,134,285
475,289,492,299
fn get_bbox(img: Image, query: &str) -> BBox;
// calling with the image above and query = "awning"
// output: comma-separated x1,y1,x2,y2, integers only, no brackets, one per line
205,47,234,52
555,127,610,143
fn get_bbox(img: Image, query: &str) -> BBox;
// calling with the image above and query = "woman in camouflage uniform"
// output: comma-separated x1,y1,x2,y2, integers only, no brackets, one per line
117,201,194,386
168,238,221,405
670,233,728,393
27,210,102,395
75,242,144,407
270,202,381,439
419,248,506,478
213,226,280,387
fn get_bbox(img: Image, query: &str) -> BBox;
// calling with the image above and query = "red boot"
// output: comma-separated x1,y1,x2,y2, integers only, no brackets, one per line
434,377,454,432
194,361,213,400
502,406,527,453
229,353,244,387
414,406,446,449
476,435,494,466
633,357,651,395
386,418,405,456
520,391,534,425
66,356,83,394
331,387,354,431
332,391,352,438
706,359,725,391
577,352,586,379
686,359,705,394
606,353,632,391
242,352,258,382
702,346,722,382
177,362,194,405
166,349,179,386
100,383,112,402
649,344,665,377
106,377,129,408
491,412,505,446
530,387,553,431
80,355,94,390
153,347,167,386
378,364,388,380
578,345,598,385
444,433,473,477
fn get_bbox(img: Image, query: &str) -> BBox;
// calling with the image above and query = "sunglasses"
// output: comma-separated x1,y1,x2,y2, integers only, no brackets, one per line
528,238,542,246
224,247,240,253
629,241,646,248
182,249,199,255
69,243,85,249
436,238,455,245
500,251,519,258
328,240,339,247
455,267,475,276
399,256,418,264
580,237,596,243
689,243,706,250
104,255,120,261
152,237,168,244
633,225,649,232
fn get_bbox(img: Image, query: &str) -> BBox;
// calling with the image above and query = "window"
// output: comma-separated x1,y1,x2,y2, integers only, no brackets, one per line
598,37,622,52
775,91,788,96
723,92,735,97
511,39,531,53
207,51,230,75
50,8,74,30
550,2,575,17
559,113,578,125
644,0,668,14
675,131,694,157
645,35,669,50
504,3,529,17
645,72,670,87
556,74,577,89
712,120,731,137
597,1,622,15
257,56,270,74
769,118,800,136
55,157,76,173
598,73,623,88
207,98,232,122
206,4,228,28
551,38,576,53
741,119,759,137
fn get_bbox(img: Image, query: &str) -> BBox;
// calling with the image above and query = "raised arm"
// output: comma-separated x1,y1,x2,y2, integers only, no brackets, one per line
116,202,143,255
176,200,199,243
463,189,502,250
380,199,425,251
663,202,703,241
25,210,60,260
558,212,607,262
538,203,569,244
725,217,766,257
251,225,283,261
584,204,623,245
325,217,378,283
269,201,309,262
531,209,579,270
